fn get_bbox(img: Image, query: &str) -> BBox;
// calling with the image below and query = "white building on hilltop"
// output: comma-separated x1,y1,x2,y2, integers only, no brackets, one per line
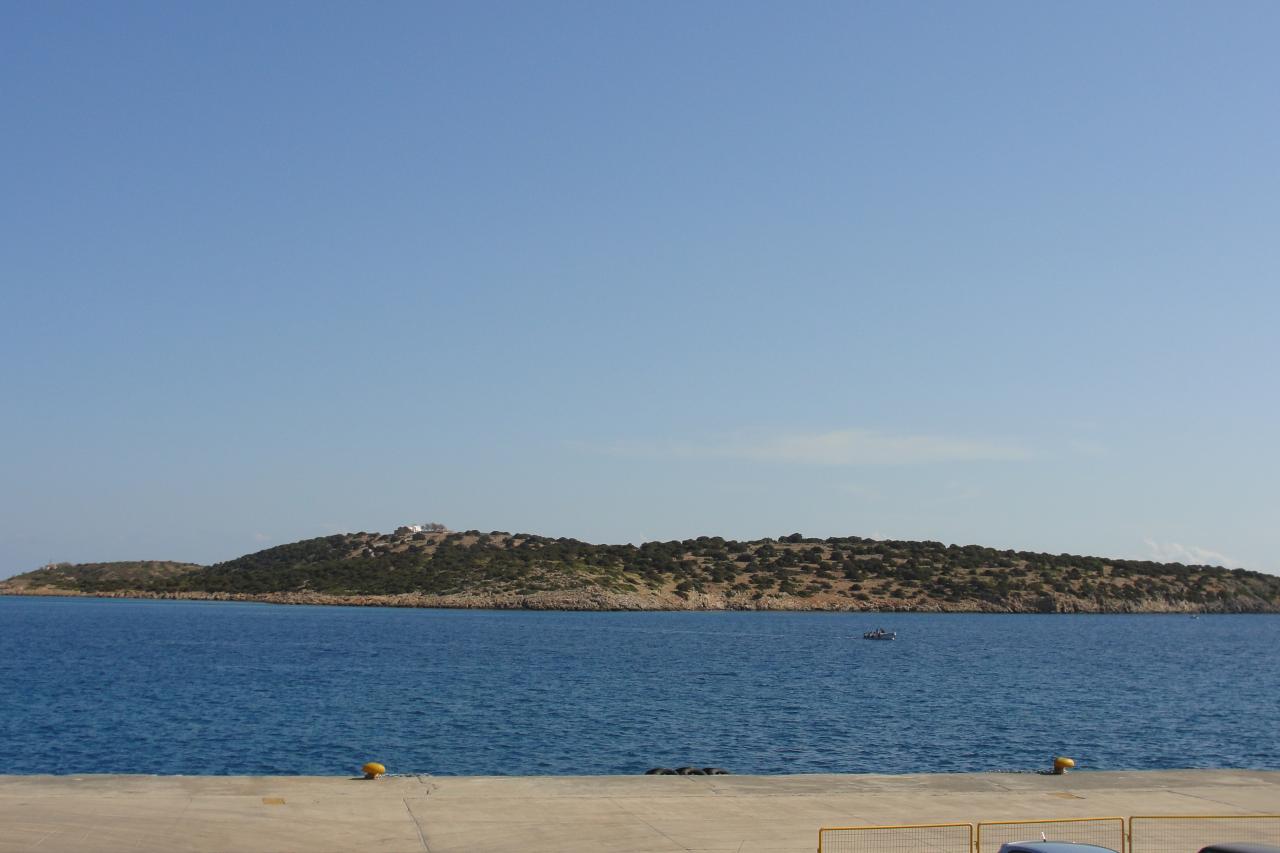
395,522,449,536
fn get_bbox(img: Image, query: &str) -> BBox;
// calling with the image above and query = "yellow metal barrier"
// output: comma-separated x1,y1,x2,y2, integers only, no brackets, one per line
818,822,974,853
977,817,1127,853
1129,814,1280,853
816,814,1280,853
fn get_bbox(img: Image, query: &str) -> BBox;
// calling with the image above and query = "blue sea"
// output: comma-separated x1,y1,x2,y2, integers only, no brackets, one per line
1,596,1276,776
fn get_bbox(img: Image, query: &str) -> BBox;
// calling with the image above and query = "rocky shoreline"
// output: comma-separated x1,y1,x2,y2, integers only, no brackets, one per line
3,585,1275,613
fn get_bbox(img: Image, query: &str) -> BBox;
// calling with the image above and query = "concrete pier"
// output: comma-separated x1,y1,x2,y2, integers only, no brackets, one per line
0,769,1277,853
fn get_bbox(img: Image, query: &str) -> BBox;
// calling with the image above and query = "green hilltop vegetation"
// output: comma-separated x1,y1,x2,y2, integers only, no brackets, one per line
4,528,1279,612
8,560,204,589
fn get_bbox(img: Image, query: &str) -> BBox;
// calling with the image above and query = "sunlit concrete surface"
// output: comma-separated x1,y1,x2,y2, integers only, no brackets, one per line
0,769,1276,853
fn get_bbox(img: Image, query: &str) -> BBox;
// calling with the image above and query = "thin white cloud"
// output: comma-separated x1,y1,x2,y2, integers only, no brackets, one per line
588,428,1031,466
252,532,271,543
1144,538,1242,569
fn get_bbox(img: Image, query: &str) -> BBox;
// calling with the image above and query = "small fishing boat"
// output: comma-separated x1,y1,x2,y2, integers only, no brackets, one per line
863,628,896,640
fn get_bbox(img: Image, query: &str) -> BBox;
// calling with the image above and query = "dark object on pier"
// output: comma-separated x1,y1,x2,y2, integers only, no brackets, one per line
702,767,729,775
675,766,706,775
644,767,677,775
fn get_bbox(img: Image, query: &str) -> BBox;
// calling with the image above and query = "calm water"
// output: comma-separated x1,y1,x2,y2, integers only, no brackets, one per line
1,596,1276,776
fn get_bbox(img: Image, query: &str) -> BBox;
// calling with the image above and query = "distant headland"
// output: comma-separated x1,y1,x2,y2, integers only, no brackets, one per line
3,526,1277,613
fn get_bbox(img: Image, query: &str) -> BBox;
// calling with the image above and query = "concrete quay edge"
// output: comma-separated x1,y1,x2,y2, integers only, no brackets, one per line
1,769,1277,853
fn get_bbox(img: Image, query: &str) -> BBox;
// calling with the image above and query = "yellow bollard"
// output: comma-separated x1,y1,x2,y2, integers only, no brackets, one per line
362,762,386,779
1053,756,1076,775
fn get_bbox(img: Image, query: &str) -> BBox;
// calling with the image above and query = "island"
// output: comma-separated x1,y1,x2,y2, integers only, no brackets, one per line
4,527,1278,613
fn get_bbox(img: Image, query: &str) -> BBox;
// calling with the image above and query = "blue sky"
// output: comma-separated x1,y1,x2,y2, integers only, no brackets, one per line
3,1,1278,576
